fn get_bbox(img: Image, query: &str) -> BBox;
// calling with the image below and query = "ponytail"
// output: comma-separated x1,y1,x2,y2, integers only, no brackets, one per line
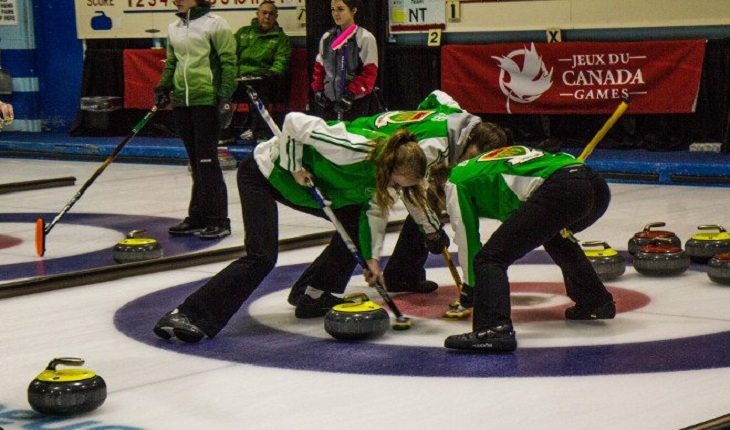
373,129,428,214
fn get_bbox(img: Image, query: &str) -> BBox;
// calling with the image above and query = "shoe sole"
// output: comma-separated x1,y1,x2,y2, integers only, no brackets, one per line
198,232,231,240
153,326,173,340
172,328,204,343
444,338,517,352
169,229,204,236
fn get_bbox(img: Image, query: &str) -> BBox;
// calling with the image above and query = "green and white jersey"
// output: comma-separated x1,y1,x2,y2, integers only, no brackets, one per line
254,112,389,260
350,90,482,168
159,7,237,107
444,146,582,285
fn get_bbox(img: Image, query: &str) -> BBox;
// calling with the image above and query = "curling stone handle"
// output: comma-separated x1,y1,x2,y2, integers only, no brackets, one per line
697,224,726,233
644,222,666,231
127,229,148,238
46,357,85,370
582,241,609,249
650,237,674,246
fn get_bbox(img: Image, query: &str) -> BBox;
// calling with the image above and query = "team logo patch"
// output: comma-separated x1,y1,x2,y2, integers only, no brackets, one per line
374,110,435,128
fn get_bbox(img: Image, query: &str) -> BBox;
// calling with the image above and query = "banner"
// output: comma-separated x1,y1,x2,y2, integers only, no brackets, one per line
75,0,305,39
441,40,706,114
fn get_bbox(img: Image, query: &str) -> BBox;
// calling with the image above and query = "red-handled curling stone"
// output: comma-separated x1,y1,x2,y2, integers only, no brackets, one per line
707,252,730,285
628,222,681,256
633,238,690,277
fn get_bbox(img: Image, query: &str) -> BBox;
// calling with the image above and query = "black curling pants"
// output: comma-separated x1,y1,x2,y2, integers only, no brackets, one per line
471,165,614,330
178,155,363,337
174,105,229,228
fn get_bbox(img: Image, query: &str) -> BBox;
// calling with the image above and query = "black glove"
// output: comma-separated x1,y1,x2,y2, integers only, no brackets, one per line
333,92,354,114
459,284,474,308
424,229,450,254
153,87,171,109
218,97,234,130
313,91,330,109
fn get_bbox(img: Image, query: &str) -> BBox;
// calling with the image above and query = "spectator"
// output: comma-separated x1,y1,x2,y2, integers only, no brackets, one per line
311,0,377,121
154,0,237,239
227,0,291,143
0,101,13,127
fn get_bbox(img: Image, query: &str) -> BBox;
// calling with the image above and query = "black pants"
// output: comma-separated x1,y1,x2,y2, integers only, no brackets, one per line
177,155,363,337
291,214,429,295
472,165,614,330
230,77,283,139
173,105,228,228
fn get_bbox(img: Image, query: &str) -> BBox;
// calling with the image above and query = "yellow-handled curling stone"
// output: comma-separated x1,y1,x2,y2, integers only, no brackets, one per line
324,297,390,341
112,229,163,264
582,241,625,281
633,238,690,277
685,225,730,264
627,222,681,256
28,357,107,415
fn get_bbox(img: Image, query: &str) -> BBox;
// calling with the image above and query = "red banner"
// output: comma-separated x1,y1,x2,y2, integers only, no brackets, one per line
441,40,706,114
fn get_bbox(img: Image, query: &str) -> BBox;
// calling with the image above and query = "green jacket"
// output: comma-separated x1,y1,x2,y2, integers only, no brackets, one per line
158,7,237,107
234,18,291,77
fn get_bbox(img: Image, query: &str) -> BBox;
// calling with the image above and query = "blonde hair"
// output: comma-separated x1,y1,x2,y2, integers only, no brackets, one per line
373,129,428,214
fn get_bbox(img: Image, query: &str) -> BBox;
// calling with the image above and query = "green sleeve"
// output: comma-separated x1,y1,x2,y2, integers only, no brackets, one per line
270,33,292,75
211,24,237,99
158,43,176,89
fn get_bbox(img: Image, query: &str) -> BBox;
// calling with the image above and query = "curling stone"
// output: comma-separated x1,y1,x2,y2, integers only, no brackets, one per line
628,222,681,256
28,358,106,416
112,229,163,264
685,225,730,264
707,252,730,285
583,241,625,281
324,300,390,341
633,238,690,277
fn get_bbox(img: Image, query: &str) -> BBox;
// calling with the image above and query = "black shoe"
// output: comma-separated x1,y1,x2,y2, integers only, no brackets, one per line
198,225,231,240
387,279,438,293
287,283,307,306
153,310,206,343
565,301,616,320
295,293,345,319
444,325,517,352
169,218,204,236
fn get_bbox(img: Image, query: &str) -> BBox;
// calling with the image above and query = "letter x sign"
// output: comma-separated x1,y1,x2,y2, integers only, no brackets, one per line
546,28,562,43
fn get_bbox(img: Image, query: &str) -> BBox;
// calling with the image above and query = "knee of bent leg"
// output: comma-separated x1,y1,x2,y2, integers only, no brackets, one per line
474,247,507,270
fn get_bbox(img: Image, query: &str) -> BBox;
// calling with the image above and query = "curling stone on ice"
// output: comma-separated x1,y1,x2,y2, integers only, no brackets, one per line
582,241,625,281
707,252,730,285
684,225,730,264
628,222,681,256
324,297,390,341
633,238,690,277
112,229,163,264
28,358,106,415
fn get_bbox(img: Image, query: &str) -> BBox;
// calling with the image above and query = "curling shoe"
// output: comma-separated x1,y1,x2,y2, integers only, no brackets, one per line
153,309,206,343
565,301,616,320
444,324,517,352
168,218,205,236
387,280,438,293
295,293,345,319
198,225,231,240
287,283,307,306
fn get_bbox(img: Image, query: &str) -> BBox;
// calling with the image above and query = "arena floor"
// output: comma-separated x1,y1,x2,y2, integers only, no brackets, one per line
1,157,729,429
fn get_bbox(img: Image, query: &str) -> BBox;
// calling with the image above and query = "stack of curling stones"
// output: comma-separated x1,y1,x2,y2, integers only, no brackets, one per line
707,252,730,285
28,358,106,415
112,229,163,264
582,241,625,281
324,293,390,341
684,225,730,263
628,222,682,255
633,237,690,277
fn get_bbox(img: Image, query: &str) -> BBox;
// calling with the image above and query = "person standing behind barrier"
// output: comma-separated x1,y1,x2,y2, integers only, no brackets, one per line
154,0,237,240
0,101,13,126
229,0,291,143
311,0,377,121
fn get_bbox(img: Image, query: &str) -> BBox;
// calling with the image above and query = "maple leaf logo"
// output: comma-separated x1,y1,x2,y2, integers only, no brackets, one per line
492,43,553,113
